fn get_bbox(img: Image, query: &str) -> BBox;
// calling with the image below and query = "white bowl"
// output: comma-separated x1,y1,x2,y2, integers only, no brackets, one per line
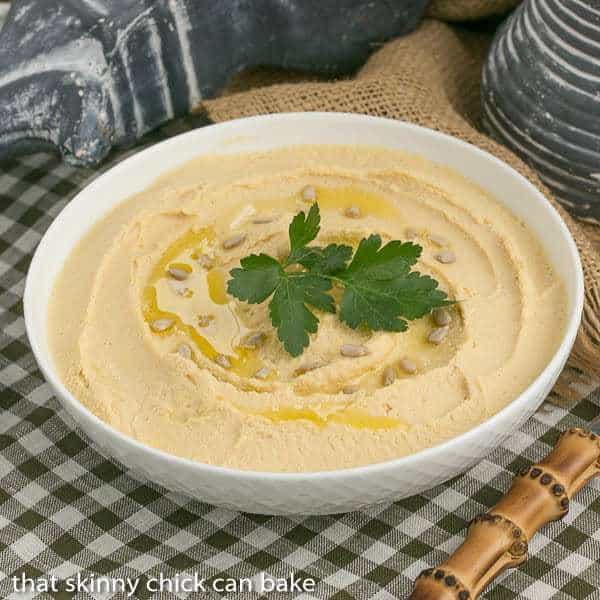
24,113,584,515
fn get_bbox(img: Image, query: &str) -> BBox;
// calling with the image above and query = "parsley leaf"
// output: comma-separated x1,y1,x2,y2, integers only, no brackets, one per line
340,234,420,279
336,235,448,331
287,203,320,264
228,260,333,356
269,274,334,356
227,254,282,303
227,203,451,356
296,243,353,274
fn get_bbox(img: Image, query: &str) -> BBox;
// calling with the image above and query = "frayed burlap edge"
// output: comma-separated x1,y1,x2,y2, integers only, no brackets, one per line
201,19,600,404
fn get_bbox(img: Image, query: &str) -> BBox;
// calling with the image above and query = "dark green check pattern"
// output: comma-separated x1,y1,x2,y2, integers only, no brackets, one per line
1,117,599,600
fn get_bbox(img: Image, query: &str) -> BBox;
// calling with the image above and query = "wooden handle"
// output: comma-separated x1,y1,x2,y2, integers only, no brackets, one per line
410,427,600,600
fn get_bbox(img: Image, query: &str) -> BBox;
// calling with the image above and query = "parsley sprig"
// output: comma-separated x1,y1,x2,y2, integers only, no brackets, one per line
227,204,450,357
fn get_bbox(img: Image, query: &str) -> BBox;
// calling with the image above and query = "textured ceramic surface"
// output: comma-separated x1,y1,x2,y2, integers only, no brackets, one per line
24,113,583,515
0,0,427,166
482,0,600,222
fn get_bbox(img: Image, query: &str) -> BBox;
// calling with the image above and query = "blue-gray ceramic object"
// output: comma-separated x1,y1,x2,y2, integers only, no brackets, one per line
482,0,600,222
0,0,428,166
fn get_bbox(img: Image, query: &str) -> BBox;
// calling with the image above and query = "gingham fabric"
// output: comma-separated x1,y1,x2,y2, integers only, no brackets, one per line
1,117,599,600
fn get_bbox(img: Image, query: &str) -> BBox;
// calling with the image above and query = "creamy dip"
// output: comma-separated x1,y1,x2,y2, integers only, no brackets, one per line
49,145,567,472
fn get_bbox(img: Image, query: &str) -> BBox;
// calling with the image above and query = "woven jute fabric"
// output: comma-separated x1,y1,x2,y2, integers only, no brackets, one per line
203,19,600,404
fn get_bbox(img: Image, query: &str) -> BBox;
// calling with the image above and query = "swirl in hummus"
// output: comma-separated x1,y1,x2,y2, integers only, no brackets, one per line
49,146,567,472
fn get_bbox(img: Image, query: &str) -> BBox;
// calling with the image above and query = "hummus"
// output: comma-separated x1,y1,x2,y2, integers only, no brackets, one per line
49,145,567,472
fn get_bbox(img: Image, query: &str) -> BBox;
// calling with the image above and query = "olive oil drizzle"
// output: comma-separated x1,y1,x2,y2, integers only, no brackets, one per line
141,187,424,431
258,406,408,430
142,227,262,377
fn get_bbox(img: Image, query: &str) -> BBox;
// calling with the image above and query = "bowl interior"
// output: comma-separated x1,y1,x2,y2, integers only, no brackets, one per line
24,112,583,475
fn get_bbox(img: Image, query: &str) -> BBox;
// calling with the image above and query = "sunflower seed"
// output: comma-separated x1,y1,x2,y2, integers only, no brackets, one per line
295,360,323,376
435,250,456,264
301,185,316,202
343,384,359,394
382,366,396,386
340,343,369,357
252,215,276,224
229,205,256,229
242,331,266,348
428,326,449,344
429,234,448,247
399,358,417,374
151,318,174,332
197,254,214,269
197,314,215,328
176,344,192,359
169,280,189,296
344,206,361,218
254,367,270,379
432,307,451,326
168,267,189,280
222,233,246,250
214,354,231,368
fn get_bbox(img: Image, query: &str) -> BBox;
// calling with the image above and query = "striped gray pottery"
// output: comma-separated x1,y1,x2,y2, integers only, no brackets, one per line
482,0,600,222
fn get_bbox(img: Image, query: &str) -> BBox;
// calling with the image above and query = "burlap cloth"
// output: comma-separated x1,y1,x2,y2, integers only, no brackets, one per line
200,18,600,405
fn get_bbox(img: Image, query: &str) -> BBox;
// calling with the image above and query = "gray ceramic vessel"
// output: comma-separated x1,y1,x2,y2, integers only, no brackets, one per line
0,0,428,166
482,0,600,222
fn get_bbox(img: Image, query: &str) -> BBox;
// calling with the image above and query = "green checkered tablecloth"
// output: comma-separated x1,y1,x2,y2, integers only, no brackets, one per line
1,118,599,600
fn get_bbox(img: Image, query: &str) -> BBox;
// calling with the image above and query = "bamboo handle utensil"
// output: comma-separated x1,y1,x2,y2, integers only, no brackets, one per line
410,425,600,600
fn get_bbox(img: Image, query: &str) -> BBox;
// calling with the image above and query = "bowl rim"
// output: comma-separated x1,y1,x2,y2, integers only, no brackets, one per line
24,112,584,481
